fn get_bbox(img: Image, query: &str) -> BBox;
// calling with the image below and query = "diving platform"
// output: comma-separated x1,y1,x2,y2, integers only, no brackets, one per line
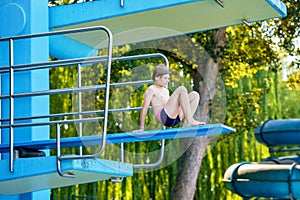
48,0,287,59
0,156,133,195
0,125,234,195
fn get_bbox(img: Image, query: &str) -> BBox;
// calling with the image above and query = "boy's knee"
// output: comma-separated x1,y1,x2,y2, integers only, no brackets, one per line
190,91,200,100
177,86,188,93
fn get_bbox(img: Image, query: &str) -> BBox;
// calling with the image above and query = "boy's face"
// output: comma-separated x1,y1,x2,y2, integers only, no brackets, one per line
155,74,170,87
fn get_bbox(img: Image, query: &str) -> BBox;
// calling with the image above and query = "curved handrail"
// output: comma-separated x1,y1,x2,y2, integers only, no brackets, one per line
2,26,113,173
56,26,113,175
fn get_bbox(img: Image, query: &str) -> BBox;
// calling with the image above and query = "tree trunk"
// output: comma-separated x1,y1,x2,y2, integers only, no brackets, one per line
171,28,226,200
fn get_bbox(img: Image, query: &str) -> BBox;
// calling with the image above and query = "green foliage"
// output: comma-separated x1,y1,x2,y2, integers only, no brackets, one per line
287,68,300,87
263,0,300,56
281,77,300,119
222,25,280,88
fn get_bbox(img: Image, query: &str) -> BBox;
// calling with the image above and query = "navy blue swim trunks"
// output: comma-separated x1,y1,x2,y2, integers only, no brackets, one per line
159,108,180,127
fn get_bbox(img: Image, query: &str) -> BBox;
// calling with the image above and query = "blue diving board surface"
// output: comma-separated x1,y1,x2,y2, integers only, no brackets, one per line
0,156,133,195
0,124,235,153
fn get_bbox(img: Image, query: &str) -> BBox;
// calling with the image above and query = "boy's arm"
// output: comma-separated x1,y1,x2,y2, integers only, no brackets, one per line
133,87,154,132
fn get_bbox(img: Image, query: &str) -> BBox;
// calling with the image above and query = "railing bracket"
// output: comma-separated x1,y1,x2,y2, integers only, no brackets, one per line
242,18,252,26
215,0,224,8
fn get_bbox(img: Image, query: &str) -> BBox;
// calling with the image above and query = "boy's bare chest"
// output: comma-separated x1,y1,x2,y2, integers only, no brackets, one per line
153,90,169,102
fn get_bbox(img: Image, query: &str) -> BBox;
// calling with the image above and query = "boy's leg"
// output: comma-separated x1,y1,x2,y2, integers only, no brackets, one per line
182,91,203,126
163,87,184,118
179,91,199,120
164,86,202,126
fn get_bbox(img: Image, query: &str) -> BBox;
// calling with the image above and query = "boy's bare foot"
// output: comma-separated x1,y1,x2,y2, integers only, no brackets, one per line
182,120,206,127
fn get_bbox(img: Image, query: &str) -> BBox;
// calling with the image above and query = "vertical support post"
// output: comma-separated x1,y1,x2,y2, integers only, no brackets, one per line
120,143,124,162
77,64,83,155
8,39,14,172
110,142,125,183
56,123,62,175
56,123,75,178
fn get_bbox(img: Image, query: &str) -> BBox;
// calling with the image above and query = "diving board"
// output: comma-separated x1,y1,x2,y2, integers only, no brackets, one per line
0,156,133,195
0,124,235,153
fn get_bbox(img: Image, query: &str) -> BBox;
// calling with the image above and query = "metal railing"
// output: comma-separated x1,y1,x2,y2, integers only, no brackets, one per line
0,26,113,173
0,26,170,176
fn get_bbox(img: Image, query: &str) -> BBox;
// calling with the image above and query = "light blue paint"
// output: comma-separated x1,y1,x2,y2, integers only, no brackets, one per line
0,3,26,36
50,35,97,59
266,0,287,17
0,0,49,199
0,156,133,195
49,0,201,29
0,157,132,181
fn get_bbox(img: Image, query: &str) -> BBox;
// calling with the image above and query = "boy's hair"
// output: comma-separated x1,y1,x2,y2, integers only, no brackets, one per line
152,64,169,81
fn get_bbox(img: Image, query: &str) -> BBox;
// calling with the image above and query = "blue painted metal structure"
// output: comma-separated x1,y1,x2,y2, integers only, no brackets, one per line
0,157,133,195
0,0,287,199
224,119,300,199
48,0,288,59
224,162,300,199
255,119,300,147
0,0,50,199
